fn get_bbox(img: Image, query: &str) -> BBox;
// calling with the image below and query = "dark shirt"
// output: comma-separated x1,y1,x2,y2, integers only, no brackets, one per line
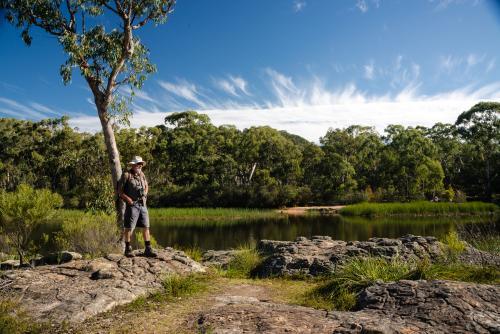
118,170,148,202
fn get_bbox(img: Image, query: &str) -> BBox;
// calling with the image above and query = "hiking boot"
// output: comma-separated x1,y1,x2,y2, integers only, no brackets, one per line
143,246,157,258
124,245,135,258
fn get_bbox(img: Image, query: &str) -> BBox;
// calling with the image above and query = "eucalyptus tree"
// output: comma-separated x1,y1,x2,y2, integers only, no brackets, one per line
455,102,500,199
1,0,175,218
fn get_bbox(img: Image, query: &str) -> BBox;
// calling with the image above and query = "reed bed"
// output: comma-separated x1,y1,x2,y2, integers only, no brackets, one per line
340,201,498,217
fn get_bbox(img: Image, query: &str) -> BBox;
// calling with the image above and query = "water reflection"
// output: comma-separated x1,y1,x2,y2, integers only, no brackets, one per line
150,215,498,250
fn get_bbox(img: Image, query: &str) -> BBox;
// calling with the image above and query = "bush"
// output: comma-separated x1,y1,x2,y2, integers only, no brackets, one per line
440,231,466,260
54,212,121,257
441,185,455,202
454,190,467,203
0,184,63,265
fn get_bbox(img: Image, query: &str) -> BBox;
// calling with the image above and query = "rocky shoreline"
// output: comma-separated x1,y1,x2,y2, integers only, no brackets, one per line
1,235,499,333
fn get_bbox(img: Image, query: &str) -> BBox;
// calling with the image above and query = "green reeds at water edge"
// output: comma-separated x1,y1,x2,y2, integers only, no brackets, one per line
149,207,283,220
340,201,499,217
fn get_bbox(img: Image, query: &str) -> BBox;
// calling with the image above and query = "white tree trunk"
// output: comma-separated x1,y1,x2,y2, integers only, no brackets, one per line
97,104,125,224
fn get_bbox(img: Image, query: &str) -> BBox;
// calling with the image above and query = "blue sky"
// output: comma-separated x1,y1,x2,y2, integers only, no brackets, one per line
1,0,500,141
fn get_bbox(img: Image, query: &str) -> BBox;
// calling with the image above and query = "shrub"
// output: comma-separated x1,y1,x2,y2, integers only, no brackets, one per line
454,190,467,203
441,185,455,202
0,185,63,265
225,246,262,278
440,231,467,260
54,212,120,257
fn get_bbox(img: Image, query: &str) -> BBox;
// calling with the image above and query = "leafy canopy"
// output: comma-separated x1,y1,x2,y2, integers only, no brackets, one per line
1,0,175,123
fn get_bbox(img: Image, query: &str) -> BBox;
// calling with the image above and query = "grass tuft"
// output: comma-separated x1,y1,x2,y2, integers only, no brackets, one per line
224,245,262,278
440,231,467,260
0,299,50,334
300,254,500,311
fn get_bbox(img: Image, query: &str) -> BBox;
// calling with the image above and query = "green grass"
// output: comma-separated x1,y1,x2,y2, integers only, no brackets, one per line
207,244,263,279
457,224,500,255
340,201,499,217
174,245,203,262
440,231,467,260
300,255,500,311
124,273,210,311
0,299,51,334
149,207,282,220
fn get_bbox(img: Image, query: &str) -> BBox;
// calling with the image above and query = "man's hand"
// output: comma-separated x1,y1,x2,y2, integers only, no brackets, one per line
126,198,134,205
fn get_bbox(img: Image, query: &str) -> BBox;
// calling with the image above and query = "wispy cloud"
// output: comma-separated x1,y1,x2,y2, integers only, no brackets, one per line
214,75,251,97
0,97,53,119
293,0,306,12
486,59,496,73
439,53,491,75
158,79,208,108
356,0,368,13
364,61,375,80
355,0,381,13
69,69,500,142
430,0,481,11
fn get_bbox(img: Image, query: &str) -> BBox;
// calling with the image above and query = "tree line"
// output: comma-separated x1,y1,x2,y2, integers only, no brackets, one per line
0,102,498,209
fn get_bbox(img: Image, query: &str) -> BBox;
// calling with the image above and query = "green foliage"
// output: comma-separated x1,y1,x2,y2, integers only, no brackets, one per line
0,102,497,209
54,212,120,257
440,231,466,260
340,201,498,217
161,273,208,298
307,255,500,311
149,207,281,220
457,223,500,255
0,184,63,265
174,245,203,261
412,260,499,284
455,102,500,199
441,185,455,202
224,246,262,278
310,257,412,311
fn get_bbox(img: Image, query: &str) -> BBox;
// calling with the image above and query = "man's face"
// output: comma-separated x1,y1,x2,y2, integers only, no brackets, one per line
132,163,143,173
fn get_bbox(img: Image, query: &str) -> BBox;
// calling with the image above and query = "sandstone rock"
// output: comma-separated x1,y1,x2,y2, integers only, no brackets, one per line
201,250,241,269
192,280,500,334
0,259,20,270
35,251,83,266
0,247,205,323
357,280,500,333
255,235,500,277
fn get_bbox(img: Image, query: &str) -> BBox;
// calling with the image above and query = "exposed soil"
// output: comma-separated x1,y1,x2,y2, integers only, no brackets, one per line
278,205,345,215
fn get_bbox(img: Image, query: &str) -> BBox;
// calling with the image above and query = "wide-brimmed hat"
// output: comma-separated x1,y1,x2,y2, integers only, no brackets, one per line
127,156,146,166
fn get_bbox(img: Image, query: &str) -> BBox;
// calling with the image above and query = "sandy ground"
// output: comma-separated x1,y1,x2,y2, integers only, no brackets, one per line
279,205,345,215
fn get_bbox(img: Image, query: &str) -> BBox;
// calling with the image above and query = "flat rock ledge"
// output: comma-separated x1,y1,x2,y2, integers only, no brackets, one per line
192,280,500,334
0,247,205,323
255,235,500,277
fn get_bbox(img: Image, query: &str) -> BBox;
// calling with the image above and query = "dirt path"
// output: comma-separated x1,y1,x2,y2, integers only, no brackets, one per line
65,276,311,334
279,205,345,215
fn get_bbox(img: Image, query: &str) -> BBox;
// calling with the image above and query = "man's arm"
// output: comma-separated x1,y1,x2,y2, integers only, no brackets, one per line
118,173,134,205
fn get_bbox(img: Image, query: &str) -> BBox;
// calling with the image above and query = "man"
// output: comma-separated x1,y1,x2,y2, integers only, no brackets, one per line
118,156,157,257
